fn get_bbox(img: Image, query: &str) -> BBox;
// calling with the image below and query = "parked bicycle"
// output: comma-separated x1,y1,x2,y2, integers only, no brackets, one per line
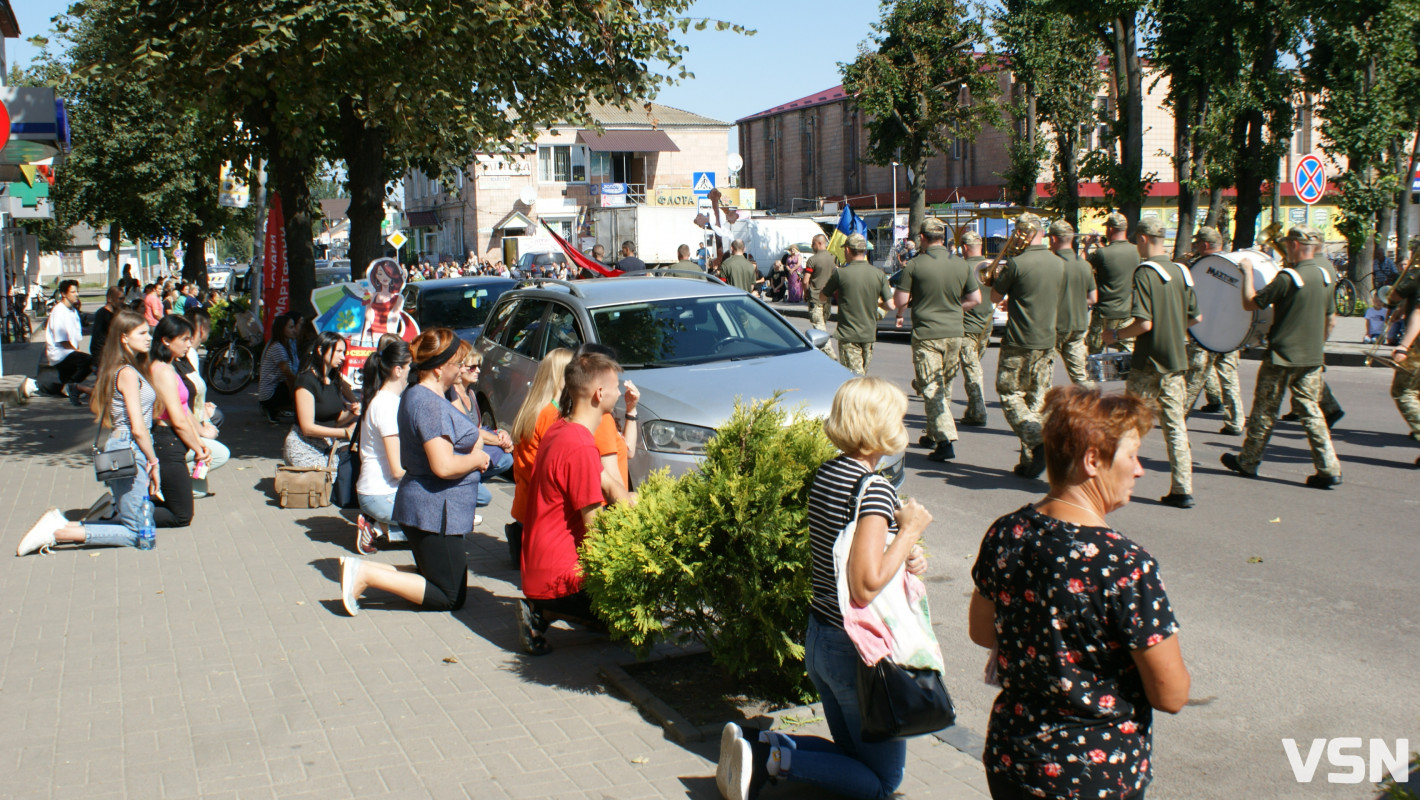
3,298,32,344
1334,268,1396,317
204,302,265,395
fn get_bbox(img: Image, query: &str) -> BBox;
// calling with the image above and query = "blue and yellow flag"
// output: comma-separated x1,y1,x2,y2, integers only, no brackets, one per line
826,204,868,264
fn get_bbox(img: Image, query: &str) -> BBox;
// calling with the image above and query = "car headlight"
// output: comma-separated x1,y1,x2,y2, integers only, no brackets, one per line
643,419,715,455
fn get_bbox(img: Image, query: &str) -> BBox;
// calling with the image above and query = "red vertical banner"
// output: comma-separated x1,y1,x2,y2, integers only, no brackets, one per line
262,193,289,339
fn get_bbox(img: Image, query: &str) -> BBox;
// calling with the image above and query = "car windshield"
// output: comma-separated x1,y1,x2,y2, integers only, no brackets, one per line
418,285,507,329
590,295,808,368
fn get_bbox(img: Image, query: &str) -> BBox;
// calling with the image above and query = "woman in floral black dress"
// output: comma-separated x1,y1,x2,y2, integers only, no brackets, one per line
970,386,1192,799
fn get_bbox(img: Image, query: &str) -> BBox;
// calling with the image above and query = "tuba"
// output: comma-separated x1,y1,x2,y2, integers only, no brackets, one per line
979,226,1032,287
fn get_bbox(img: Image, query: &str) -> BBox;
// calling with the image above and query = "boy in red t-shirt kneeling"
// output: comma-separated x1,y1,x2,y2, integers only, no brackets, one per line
518,351,629,655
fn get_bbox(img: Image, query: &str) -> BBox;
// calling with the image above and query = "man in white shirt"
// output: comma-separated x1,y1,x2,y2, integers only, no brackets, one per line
46,280,94,405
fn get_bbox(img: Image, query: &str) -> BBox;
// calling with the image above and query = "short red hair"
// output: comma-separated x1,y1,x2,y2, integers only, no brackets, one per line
1041,386,1154,486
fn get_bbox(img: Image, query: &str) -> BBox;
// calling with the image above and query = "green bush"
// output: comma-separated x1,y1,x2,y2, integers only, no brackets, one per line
580,394,838,703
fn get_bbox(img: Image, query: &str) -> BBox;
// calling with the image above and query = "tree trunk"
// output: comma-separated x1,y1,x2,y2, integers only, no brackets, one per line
1109,13,1144,235
908,153,929,239
339,96,388,280
107,221,122,287
1059,128,1081,232
180,229,207,289
1205,187,1225,230
1173,91,1196,259
1395,123,1419,266
1230,24,1281,249
1024,91,1039,207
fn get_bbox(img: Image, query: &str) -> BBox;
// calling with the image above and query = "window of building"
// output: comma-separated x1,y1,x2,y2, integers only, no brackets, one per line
538,145,588,183
589,151,634,185
845,106,858,190
802,113,815,175
1095,96,1113,151
764,118,776,181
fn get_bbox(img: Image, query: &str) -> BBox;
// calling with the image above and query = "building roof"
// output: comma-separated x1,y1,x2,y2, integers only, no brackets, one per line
582,99,727,129
0,1,19,38
737,85,848,124
577,129,679,152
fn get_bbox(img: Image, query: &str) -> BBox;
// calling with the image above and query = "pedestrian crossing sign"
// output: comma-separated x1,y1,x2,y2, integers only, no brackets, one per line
693,172,715,196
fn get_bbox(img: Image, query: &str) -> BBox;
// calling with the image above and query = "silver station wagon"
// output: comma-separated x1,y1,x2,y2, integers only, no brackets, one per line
473,273,905,488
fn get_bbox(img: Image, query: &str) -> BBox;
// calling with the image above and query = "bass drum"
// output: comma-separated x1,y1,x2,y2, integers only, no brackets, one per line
1189,249,1280,353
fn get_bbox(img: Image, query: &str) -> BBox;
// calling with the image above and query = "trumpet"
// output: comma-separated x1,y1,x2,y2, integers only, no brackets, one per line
979,226,1032,287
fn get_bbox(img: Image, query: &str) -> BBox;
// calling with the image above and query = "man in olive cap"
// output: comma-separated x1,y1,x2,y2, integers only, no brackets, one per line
991,212,1061,477
1183,226,1246,434
894,217,982,460
1048,219,1097,388
1222,225,1342,488
822,233,893,375
1105,216,1200,508
1087,212,1139,354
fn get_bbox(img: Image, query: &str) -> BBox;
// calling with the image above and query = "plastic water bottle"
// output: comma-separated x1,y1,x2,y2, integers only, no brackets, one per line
137,487,157,551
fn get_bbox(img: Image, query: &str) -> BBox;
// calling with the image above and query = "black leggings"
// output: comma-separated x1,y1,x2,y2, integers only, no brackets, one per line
56,351,94,385
406,528,468,611
151,426,194,528
530,591,604,630
987,773,1144,800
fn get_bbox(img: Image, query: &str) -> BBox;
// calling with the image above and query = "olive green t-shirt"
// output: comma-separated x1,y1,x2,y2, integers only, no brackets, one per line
1253,257,1333,368
1055,248,1096,334
1390,266,1419,316
899,244,980,341
994,244,1062,350
806,251,839,300
824,259,892,344
963,259,993,334
1130,257,1198,374
720,254,757,292
673,259,702,272
1089,240,1140,319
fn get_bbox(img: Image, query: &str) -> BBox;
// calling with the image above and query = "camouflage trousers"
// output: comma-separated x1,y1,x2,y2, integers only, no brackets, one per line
1287,374,1343,418
996,344,1053,460
1391,362,1420,440
1055,330,1092,388
1185,343,1244,429
912,337,965,443
1240,362,1340,476
809,302,837,359
1086,309,1135,355
837,340,874,376
1126,364,1193,495
959,326,991,425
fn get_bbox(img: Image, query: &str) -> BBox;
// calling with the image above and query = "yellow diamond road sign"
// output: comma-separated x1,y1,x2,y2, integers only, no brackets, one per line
387,230,408,249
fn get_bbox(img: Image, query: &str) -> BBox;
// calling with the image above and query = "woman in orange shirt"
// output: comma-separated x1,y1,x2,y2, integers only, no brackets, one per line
508,348,574,567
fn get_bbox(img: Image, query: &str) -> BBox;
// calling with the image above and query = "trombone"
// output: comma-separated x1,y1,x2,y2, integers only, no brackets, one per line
979,226,1032,287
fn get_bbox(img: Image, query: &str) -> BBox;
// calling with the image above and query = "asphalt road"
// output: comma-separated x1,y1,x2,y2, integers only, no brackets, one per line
791,322,1418,800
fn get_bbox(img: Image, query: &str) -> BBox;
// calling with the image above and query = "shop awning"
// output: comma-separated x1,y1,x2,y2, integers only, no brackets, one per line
576,129,679,153
405,210,440,228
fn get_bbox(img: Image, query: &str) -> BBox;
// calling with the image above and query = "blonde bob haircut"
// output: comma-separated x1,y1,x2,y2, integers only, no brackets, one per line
823,377,908,457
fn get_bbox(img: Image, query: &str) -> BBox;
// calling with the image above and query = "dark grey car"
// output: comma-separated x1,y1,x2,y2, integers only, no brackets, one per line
473,274,905,488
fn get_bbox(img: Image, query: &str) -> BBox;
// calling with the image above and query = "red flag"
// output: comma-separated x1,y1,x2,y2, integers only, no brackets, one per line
540,220,623,277
262,193,290,339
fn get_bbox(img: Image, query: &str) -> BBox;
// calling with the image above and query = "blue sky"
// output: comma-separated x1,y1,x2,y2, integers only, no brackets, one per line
9,1,883,151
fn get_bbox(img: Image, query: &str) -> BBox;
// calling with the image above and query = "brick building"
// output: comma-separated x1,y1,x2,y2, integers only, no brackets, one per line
402,100,730,265
735,69,1390,244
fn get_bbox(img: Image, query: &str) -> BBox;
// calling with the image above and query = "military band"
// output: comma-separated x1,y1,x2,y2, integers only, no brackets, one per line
1086,213,1139,354
1183,227,1246,435
1049,220,1097,388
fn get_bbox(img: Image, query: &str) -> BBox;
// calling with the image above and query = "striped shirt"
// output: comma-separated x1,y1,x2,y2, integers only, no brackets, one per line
257,340,295,401
807,455,900,627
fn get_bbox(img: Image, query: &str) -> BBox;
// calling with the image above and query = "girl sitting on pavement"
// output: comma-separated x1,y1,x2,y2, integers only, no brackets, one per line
149,315,212,528
338,328,490,615
18,310,163,555
179,308,229,498
506,347,574,567
355,338,412,555
282,331,359,469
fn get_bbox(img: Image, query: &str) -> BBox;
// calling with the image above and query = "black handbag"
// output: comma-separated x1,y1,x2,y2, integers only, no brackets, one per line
856,658,956,743
330,444,359,510
93,428,138,483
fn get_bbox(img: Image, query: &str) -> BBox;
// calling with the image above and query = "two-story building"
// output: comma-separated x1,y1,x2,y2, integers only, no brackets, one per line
402,100,731,265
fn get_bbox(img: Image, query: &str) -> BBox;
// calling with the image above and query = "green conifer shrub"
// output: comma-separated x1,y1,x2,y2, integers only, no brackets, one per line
580,395,838,703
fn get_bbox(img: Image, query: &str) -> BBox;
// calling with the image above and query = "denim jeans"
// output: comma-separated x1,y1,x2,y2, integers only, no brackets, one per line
358,491,403,539
477,447,513,507
83,436,148,548
778,616,907,800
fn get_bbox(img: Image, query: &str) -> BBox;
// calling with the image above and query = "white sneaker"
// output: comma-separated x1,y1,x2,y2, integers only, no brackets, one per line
474,514,483,528
17,508,66,556
340,556,362,616
721,738,753,800
715,723,744,798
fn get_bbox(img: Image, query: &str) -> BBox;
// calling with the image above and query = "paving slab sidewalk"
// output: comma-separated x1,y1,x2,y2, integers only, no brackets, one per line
0,389,989,799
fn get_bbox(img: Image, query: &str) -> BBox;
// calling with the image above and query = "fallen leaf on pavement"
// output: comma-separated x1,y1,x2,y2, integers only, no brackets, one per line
1268,517,1281,523
630,757,649,764
89,552,101,558
296,601,305,606
442,656,459,664
1247,556,1264,564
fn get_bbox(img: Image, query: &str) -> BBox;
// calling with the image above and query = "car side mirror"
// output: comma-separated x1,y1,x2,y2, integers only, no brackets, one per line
805,328,831,350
